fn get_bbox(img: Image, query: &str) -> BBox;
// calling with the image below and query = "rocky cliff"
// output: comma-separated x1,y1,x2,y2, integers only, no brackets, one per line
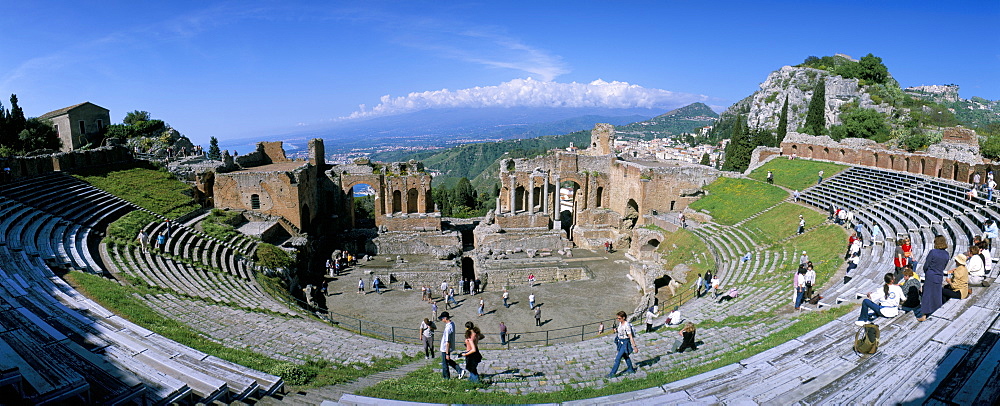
743,66,896,132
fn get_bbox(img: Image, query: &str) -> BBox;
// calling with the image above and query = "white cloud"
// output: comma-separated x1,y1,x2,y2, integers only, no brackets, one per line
344,78,709,119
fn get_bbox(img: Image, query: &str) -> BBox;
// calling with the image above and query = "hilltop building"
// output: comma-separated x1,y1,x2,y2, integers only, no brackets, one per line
39,102,110,152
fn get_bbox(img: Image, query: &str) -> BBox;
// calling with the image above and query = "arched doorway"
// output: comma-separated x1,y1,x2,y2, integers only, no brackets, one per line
514,186,526,212
392,190,402,213
642,238,660,251
559,181,581,238
406,188,419,213
461,257,475,282
351,183,377,228
595,187,604,208
624,199,639,230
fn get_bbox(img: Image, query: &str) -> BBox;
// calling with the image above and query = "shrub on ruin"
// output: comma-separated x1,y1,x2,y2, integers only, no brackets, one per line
255,243,293,270
269,362,315,386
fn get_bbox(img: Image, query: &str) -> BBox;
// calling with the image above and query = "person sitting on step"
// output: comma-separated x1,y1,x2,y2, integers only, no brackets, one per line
855,273,904,326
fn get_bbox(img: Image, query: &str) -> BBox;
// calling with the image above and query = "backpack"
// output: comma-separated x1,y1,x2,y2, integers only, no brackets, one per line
853,323,880,355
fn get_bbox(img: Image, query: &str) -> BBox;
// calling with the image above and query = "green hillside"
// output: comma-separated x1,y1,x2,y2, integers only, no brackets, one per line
614,102,718,139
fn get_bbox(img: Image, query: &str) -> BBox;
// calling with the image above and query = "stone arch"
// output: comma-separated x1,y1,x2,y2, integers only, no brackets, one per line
889,155,895,170
822,147,830,160
532,185,543,212
921,159,927,176
595,187,604,208
839,149,846,160
873,153,879,167
905,157,911,172
806,146,814,158
791,144,798,155
624,198,640,229
392,190,402,213
642,238,660,251
425,188,434,212
406,188,419,213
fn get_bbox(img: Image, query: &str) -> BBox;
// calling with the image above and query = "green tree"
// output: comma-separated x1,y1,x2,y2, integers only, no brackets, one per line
699,152,711,166
450,177,476,212
982,134,1000,161
828,108,891,142
803,79,827,135
18,118,60,151
2,95,26,148
124,110,151,125
208,136,221,160
776,95,789,144
857,53,889,85
255,243,293,270
721,116,753,172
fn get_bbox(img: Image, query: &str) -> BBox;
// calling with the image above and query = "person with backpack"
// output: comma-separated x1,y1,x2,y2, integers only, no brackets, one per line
419,318,436,359
856,273,905,326
461,322,483,383
607,311,638,378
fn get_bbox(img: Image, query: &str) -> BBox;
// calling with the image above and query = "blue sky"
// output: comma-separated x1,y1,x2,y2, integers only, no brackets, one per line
2,0,997,145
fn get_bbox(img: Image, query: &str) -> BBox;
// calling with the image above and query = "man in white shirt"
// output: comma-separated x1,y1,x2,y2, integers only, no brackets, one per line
438,312,465,378
666,307,681,325
855,273,905,326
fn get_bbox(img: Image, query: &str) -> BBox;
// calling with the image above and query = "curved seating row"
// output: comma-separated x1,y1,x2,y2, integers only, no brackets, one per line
0,173,283,404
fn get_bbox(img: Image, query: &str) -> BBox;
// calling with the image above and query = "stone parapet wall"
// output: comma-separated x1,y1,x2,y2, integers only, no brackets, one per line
477,267,589,291
380,214,442,232
370,231,461,259
778,130,990,183
494,213,551,230
4,145,133,180
474,227,569,252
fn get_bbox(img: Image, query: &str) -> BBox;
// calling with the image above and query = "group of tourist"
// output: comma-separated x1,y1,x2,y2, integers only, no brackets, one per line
326,251,355,276
968,171,996,201
856,235,993,325
694,271,721,299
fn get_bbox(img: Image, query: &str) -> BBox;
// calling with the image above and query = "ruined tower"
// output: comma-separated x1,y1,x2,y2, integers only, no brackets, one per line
589,123,615,155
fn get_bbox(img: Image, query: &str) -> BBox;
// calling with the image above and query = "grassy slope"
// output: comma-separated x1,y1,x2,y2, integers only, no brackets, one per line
656,227,715,278
748,158,847,191
65,271,414,388
75,168,199,218
688,177,788,225
742,202,828,245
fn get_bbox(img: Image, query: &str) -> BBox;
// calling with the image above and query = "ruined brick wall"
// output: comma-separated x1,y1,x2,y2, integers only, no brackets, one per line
779,130,988,183
1,145,132,180
213,166,318,230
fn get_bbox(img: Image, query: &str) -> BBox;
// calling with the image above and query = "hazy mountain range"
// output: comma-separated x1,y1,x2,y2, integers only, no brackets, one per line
217,107,666,157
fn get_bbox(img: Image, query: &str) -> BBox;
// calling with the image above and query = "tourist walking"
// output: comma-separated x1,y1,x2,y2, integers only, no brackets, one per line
607,311,638,378
766,170,773,184
440,280,449,297
432,301,438,319
448,288,459,308
919,236,949,321
462,322,483,383
373,276,382,294
138,230,149,252
477,298,485,317
357,278,365,294
438,312,465,379
534,306,542,326
499,321,508,345
156,232,166,251
644,307,656,333
502,288,510,308
804,265,816,301
817,170,824,184
419,318,435,359
797,215,805,235
695,273,704,297
703,271,713,295
677,322,698,353
794,268,806,310
710,276,721,298
528,293,536,310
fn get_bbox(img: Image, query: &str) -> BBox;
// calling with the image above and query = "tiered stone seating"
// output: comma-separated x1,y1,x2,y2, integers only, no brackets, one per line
0,173,284,403
103,242,294,315
398,165,1000,404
